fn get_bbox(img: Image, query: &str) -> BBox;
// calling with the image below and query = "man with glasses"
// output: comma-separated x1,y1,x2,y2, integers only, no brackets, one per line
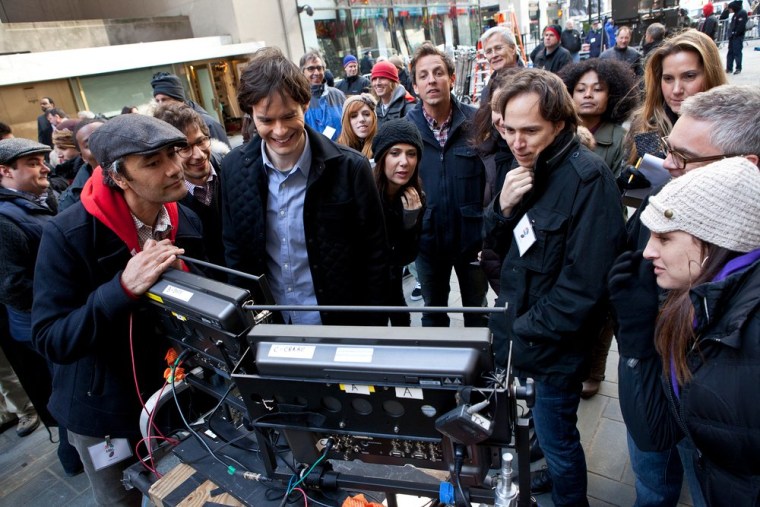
479,27,522,104
609,84,760,507
32,114,206,506
299,50,346,140
155,103,227,269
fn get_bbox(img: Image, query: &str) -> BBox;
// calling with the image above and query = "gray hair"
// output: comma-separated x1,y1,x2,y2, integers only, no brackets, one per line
680,85,760,156
299,50,323,69
646,22,666,42
480,26,516,47
102,158,126,189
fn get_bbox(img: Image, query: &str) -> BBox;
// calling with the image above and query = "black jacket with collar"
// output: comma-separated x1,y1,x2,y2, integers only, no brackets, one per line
405,97,485,262
484,131,625,386
220,125,389,325
0,188,57,312
670,258,760,502
31,203,205,438
180,152,225,271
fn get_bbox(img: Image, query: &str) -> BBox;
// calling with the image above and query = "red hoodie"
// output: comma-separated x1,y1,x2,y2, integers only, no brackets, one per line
80,166,180,254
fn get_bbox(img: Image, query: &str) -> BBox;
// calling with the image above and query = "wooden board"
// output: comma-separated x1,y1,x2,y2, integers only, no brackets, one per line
148,463,244,507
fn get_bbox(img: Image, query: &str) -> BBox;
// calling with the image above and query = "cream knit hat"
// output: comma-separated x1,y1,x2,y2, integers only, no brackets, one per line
641,157,760,253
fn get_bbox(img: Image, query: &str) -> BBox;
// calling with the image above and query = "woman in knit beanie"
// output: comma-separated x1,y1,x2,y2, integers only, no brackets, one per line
370,119,426,326
638,157,760,503
336,93,377,159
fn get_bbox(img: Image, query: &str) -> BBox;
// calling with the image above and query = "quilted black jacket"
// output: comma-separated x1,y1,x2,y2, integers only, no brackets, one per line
220,125,389,325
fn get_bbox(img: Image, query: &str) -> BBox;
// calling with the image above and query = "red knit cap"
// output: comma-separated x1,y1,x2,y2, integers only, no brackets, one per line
371,60,399,82
703,3,714,16
544,25,561,39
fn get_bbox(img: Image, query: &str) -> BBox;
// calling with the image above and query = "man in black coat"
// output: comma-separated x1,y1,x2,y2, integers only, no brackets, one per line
600,25,642,76
335,54,371,96
534,25,572,73
599,26,644,76
405,43,488,328
561,20,582,62
221,47,388,326
32,114,205,506
484,70,624,504
725,0,748,74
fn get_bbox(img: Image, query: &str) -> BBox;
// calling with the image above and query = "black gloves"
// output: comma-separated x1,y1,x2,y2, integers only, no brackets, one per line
616,165,652,193
608,250,660,358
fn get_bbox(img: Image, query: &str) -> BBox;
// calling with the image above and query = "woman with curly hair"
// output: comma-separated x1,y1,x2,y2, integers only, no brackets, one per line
624,29,726,166
336,93,378,160
560,58,638,177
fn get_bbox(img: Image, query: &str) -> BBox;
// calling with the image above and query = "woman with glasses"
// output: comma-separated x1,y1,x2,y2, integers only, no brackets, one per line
337,94,378,161
638,157,760,505
624,29,727,168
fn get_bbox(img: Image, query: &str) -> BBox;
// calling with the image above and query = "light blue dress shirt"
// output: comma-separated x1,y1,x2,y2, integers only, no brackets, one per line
262,134,321,324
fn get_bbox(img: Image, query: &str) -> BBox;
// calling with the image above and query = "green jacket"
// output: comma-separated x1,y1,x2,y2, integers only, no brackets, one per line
593,121,627,178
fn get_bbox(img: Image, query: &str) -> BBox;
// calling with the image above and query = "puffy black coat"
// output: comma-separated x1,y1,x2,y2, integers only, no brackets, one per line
533,46,572,73
335,75,371,96
671,257,760,503
484,131,625,387
32,203,205,438
220,125,389,325
405,97,485,262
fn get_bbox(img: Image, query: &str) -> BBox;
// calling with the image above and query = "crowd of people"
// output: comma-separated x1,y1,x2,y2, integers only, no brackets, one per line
0,14,758,507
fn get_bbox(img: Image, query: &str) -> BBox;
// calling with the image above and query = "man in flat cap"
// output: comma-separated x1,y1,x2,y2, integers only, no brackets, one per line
0,138,85,474
32,114,206,506
0,138,54,437
151,72,230,146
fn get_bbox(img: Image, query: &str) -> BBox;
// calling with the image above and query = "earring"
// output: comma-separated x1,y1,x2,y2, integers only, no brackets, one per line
700,255,710,267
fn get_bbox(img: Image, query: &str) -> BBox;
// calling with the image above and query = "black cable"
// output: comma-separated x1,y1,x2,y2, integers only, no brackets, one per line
169,352,249,473
453,444,472,507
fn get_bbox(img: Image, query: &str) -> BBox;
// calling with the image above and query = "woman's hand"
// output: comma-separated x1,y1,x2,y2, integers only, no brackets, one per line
401,187,422,211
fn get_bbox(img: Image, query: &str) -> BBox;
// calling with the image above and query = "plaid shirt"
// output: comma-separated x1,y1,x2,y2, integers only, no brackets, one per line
422,107,453,147
131,206,172,249
183,168,217,206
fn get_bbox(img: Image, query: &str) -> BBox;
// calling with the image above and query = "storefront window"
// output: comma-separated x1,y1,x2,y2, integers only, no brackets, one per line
302,0,482,74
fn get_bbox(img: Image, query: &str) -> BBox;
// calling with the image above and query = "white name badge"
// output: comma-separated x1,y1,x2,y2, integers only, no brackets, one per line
322,126,336,139
88,436,133,471
514,213,536,257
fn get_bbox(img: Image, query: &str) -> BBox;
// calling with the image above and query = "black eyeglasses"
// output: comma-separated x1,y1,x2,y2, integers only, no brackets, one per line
661,136,745,172
304,65,324,73
175,136,211,158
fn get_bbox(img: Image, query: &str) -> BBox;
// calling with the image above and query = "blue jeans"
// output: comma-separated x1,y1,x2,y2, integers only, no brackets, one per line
726,37,743,71
531,380,589,507
677,438,708,507
415,254,487,327
627,432,683,507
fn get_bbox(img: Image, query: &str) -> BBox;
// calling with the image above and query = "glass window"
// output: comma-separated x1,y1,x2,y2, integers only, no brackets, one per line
78,65,174,117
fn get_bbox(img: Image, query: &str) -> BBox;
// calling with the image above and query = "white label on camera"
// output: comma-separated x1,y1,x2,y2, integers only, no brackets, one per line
268,344,315,359
334,347,373,363
395,387,424,400
162,284,193,302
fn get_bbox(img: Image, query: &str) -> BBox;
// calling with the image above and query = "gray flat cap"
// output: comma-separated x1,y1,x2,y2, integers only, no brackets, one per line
88,114,187,169
0,138,51,165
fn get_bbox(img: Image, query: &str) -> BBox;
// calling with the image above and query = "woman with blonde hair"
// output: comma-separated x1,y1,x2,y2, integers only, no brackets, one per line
625,29,726,166
336,93,377,159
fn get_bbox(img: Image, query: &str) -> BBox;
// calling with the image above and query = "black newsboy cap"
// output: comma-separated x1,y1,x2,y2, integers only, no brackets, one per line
88,114,187,170
0,138,51,165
